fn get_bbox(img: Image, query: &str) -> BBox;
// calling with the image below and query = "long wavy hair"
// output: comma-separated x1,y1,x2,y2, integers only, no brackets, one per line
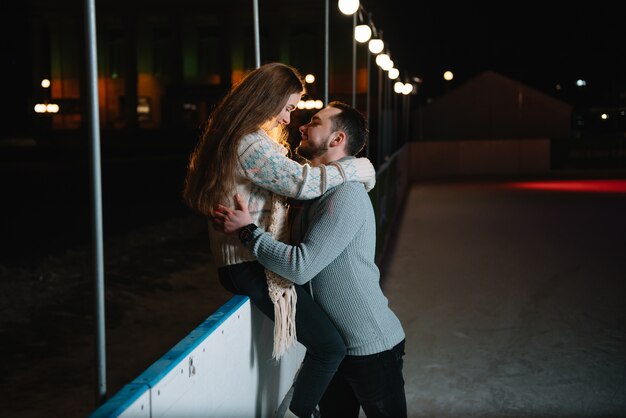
183,63,304,215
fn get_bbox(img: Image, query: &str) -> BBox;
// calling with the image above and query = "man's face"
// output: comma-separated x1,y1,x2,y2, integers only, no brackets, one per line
296,106,341,160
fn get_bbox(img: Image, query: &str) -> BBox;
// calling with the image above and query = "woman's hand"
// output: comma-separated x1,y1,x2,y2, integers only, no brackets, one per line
212,194,253,235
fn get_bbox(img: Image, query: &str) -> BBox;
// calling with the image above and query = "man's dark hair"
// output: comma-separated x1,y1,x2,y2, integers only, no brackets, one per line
327,101,368,156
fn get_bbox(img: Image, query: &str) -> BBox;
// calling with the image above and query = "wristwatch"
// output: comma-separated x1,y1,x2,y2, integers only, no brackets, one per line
238,223,258,244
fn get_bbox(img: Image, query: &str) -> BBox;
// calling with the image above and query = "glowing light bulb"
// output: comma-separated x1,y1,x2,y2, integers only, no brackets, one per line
368,39,384,54
375,54,390,68
338,0,359,15
354,25,372,43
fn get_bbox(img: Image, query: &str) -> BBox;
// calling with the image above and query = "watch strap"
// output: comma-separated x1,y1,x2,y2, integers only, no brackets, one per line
238,223,258,244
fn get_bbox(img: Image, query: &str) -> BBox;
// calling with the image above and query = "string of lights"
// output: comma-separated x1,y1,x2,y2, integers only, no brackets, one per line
338,0,416,96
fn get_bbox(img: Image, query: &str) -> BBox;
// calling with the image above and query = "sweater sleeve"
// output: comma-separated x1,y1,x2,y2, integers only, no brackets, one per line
239,135,375,200
248,183,366,284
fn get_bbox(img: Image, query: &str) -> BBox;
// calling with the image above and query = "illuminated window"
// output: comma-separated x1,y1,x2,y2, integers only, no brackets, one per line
137,97,151,122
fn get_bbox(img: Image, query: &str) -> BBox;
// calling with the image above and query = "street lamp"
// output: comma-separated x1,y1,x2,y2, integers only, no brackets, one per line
338,0,359,15
368,38,384,54
375,53,390,68
381,57,394,72
355,24,371,43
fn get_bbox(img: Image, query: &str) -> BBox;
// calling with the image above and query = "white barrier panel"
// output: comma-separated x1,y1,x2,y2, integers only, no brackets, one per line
90,295,305,418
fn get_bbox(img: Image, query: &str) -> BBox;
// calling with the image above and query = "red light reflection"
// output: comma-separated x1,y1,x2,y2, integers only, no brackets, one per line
507,180,626,194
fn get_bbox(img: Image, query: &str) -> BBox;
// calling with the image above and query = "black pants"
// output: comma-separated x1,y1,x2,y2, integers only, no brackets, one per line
319,340,407,418
219,261,346,418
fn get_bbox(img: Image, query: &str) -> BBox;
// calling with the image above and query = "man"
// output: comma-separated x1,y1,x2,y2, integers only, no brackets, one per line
215,101,406,417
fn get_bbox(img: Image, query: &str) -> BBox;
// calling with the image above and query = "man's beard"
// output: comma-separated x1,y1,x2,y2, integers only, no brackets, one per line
296,142,329,161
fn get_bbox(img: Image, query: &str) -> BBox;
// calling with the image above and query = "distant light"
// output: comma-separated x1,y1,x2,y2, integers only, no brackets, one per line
34,103,60,113
338,0,359,15
555,84,561,91
443,71,454,81
354,25,372,43
508,180,626,194
375,53,390,68
314,100,324,109
394,82,404,94
305,100,315,110
368,39,384,54
297,100,306,110
576,79,587,87
402,83,414,95
388,68,399,80
41,79,51,88
138,103,151,114
381,59,394,71
601,113,609,120
305,74,316,84
620,110,625,116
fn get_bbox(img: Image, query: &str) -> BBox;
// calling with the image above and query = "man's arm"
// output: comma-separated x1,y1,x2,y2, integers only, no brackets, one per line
214,183,366,284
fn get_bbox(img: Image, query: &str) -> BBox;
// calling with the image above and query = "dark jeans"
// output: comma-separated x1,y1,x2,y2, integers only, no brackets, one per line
219,261,346,418
319,340,407,418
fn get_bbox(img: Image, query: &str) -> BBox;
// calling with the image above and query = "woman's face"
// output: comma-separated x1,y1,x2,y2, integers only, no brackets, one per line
267,92,301,130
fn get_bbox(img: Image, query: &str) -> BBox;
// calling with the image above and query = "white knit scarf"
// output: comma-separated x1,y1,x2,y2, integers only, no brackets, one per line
265,193,297,360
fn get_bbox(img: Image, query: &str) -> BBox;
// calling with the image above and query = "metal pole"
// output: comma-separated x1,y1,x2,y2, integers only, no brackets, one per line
377,64,383,167
324,0,329,105
365,48,371,158
352,13,356,107
385,75,391,158
253,0,260,68
84,0,106,405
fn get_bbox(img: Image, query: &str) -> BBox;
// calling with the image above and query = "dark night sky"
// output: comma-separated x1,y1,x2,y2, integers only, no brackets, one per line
367,1,626,104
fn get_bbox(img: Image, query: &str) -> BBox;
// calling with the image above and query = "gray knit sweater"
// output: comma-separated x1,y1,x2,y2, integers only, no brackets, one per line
247,177,405,356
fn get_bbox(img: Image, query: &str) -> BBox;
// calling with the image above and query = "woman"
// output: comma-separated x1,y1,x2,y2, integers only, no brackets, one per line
183,62,376,418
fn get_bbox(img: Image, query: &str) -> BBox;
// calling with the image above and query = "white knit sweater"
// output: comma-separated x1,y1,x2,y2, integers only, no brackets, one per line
208,129,374,267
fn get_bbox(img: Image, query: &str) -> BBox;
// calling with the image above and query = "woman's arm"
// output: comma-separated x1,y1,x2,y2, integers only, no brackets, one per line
238,133,375,199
